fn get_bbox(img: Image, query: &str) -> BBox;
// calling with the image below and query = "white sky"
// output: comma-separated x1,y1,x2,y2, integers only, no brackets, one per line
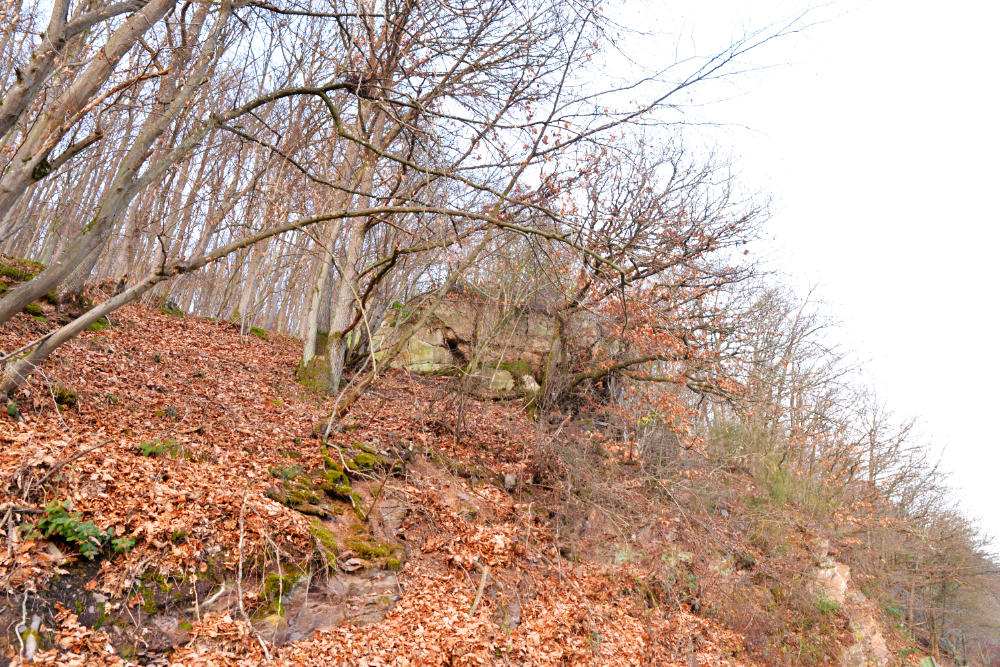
628,0,1000,546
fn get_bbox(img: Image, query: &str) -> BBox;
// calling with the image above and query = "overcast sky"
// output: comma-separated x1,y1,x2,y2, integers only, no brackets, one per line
627,0,1000,545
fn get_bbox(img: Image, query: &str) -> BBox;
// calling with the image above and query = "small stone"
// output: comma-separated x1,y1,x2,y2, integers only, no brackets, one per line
339,558,364,572
503,473,517,491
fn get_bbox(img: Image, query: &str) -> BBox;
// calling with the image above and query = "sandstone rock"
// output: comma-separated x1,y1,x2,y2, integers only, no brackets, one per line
815,558,850,604
489,369,514,391
503,473,517,491
809,536,830,564
810,549,890,667
373,293,611,380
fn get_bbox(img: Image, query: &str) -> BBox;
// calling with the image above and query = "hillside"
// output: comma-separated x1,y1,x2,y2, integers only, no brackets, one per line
0,299,951,666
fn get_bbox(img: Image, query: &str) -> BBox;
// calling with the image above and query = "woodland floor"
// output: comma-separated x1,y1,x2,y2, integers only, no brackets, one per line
0,301,888,665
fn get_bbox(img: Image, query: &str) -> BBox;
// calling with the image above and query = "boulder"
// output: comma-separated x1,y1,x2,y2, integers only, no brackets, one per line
521,374,541,393
489,369,514,391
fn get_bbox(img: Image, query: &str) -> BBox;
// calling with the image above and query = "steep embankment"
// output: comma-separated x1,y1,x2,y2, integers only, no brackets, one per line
1,302,757,666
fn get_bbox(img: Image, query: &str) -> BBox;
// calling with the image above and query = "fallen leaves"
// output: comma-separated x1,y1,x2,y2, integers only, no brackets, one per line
0,305,757,665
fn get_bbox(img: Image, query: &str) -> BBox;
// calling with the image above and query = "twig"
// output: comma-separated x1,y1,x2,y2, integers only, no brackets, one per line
237,492,271,661
0,331,55,363
14,591,27,660
469,559,489,615
34,439,111,490
39,371,67,429
192,573,200,620
5,505,13,559
362,458,399,522
186,583,226,613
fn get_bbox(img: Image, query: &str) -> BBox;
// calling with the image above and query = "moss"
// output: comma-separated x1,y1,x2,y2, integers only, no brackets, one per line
286,484,321,506
22,302,43,316
141,570,172,593
31,314,47,322
178,620,193,631
87,316,110,332
317,467,349,490
296,356,333,393
52,385,77,408
159,303,184,317
0,260,38,282
139,587,157,614
249,326,269,340
383,557,401,571
355,442,377,455
352,452,377,470
269,464,305,481
497,360,534,380
259,570,299,616
311,519,340,564
260,572,294,601
345,536,392,560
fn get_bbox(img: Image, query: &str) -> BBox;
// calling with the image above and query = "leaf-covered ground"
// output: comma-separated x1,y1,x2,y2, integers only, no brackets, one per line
1,304,752,665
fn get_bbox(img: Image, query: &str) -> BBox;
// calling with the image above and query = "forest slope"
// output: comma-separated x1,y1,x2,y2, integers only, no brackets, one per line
0,302,950,665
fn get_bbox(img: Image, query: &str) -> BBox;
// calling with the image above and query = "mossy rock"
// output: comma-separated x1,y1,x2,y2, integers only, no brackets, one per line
311,519,340,565
249,326,269,340
266,465,357,518
344,530,405,570
258,570,300,617
22,303,43,316
315,468,349,489
266,481,327,518
52,385,77,408
158,302,184,317
496,360,534,380
352,453,377,470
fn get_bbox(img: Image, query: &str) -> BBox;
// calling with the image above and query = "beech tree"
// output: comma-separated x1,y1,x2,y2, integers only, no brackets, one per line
0,0,800,403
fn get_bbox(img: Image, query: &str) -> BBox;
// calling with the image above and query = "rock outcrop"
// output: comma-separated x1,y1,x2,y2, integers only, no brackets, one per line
811,538,890,667
376,293,612,386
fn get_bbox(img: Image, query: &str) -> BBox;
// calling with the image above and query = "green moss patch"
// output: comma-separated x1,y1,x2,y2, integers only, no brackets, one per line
158,303,184,317
249,326,269,340
296,356,333,393
497,359,534,379
266,464,358,518
87,316,111,332
311,519,340,565
344,527,405,570
352,453,377,470
52,385,78,408
0,257,43,282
